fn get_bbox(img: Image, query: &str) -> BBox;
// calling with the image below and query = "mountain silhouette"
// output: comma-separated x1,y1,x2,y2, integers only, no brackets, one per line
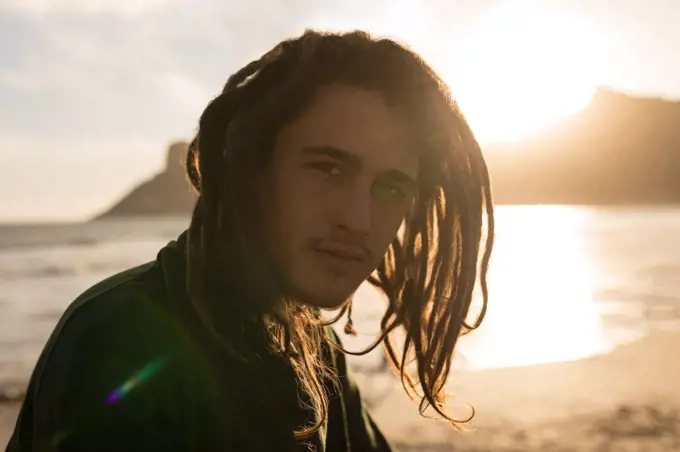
95,141,196,219
96,88,680,219
486,88,680,205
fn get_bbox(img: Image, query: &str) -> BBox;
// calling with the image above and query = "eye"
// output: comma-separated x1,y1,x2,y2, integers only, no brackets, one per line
372,181,406,202
309,161,342,177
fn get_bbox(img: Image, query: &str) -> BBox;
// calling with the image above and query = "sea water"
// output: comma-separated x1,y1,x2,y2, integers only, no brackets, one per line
1,206,679,395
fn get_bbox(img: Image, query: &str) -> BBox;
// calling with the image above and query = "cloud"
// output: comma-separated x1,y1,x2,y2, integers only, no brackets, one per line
0,0,436,142
0,0,179,15
0,0,476,144
0,0,486,220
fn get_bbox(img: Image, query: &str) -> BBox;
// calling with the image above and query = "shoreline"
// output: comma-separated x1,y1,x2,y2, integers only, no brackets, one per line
369,330,680,449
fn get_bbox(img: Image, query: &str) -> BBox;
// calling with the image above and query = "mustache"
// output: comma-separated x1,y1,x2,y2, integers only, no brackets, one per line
308,237,373,262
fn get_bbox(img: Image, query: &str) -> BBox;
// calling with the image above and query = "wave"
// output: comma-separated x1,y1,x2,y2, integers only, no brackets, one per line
0,264,74,280
0,236,172,282
0,260,139,281
0,236,102,252
0,218,187,251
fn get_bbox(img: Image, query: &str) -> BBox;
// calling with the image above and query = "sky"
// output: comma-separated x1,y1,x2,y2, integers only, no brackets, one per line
1,0,679,222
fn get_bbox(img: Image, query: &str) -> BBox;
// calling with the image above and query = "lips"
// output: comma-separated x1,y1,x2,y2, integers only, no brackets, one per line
313,244,367,262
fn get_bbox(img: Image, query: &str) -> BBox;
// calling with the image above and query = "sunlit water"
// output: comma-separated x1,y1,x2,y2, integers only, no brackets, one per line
1,206,679,393
340,205,680,372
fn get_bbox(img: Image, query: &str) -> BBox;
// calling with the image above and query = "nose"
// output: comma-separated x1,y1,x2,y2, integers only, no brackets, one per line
333,184,372,236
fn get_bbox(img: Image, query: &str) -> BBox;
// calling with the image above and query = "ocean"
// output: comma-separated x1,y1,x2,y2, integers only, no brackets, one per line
1,206,679,396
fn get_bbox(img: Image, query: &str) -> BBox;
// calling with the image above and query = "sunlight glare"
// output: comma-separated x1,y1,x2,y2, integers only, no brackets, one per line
444,3,610,144
457,206,609,370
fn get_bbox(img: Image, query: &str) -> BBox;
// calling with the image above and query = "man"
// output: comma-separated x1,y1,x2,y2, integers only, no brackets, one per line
6,29,494,451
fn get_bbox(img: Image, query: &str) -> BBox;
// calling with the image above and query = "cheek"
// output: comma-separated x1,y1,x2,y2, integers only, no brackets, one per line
369,207,409,256
273,171,329,236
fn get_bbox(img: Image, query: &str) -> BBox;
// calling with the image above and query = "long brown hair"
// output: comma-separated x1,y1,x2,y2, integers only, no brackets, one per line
184,29,494,438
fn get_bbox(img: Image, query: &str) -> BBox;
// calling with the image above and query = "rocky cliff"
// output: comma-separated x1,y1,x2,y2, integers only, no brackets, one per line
95,141,196,219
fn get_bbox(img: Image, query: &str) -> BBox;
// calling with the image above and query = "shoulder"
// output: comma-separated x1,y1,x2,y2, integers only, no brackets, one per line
43,263,166,352
5,262,198,450
30,261,187,404
55,261,164,332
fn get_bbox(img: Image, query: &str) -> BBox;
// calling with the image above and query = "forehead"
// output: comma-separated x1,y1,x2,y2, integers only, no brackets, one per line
275,84,418,176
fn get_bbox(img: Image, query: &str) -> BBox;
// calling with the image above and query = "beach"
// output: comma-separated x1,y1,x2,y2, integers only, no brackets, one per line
373,331,680,451
3,331,680,450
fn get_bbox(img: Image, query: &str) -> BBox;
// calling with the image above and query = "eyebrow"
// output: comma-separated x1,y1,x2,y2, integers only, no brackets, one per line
301,145,417,187
301,145,360,165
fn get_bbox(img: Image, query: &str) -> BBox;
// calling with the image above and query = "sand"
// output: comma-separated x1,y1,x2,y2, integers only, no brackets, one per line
3,332,680,451
372,331,680,451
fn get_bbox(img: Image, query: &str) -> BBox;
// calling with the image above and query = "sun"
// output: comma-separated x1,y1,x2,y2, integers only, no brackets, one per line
442,4,610,144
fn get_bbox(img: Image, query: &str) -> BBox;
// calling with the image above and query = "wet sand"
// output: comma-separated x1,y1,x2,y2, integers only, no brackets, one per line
375,331,680,450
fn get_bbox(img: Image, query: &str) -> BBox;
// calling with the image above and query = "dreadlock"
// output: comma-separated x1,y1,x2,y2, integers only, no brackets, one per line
184,29,495,438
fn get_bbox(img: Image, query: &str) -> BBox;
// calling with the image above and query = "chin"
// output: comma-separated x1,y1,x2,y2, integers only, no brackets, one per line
308,296,351,310
289,284,356,310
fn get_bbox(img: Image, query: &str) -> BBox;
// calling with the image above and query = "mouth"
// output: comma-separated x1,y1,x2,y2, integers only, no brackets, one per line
312,244,367,263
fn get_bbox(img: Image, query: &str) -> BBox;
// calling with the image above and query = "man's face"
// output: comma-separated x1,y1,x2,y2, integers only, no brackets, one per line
260,84,418,309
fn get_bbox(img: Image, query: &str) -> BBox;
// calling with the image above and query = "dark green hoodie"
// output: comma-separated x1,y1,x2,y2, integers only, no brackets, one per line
6,233,392,452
